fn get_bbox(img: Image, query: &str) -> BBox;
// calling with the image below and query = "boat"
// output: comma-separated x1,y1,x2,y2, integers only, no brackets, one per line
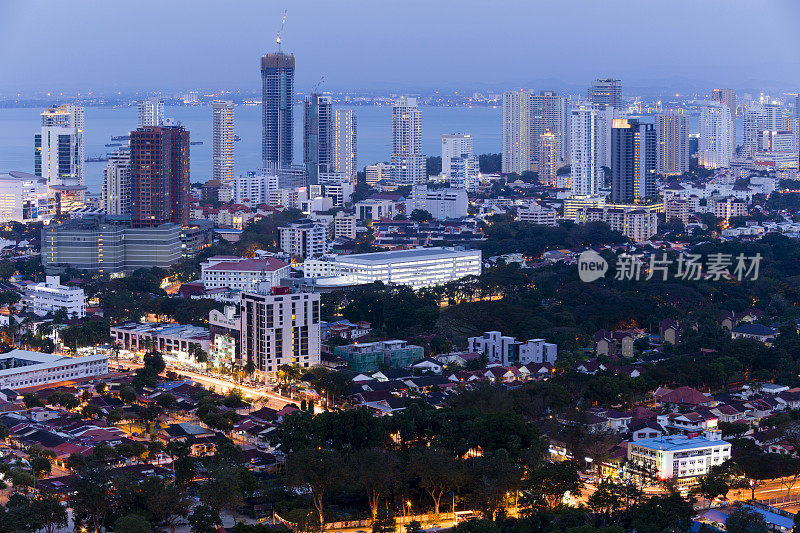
111,135,130,141
234,135,241,142
85,155,109,163
190,141,204,146
105,143,121,147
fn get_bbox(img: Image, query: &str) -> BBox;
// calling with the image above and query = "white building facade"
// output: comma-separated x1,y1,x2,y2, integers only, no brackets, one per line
200,256,290,292
391,97,425,185
0,350,108,389
212,100,235,182
23,276,87,318
699,102,734,169
408,185,468,219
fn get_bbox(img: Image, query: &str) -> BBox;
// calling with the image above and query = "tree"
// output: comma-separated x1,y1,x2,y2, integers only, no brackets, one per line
725,507,769,533
408,447,460,518
82,403,104,419
522,461,584,510
120,384,137,403
114,513,153,533
410,209,433,222
23,392,42,409
694,465,730,505
31,491,68,533
188,504,222,533
142,476,191,533
406,520,423,533
69,465,113,532
352,447,399,520
286,447,346,525
372,506,396,533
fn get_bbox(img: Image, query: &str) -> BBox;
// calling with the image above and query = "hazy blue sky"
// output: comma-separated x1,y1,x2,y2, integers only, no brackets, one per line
1,0,799,96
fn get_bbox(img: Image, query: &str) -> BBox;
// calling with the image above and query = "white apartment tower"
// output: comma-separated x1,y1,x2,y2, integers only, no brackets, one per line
441,133,479,189
569,104,604,197
699,102,734,169
712,89,737,154
212,100,235,182
654,112,689,175
35,104,85,190
334,109,357,180
391,97,425,185
537,131,558,187
102,148,131,215
137,98,165,128
531,91,568,165
240,291,322,379
502,90,532,174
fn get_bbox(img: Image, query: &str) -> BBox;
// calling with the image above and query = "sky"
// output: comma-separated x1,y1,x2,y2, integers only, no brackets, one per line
1,0,799,96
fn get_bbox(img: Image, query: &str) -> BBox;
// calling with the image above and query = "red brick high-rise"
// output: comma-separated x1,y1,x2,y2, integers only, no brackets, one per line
129,125,189,227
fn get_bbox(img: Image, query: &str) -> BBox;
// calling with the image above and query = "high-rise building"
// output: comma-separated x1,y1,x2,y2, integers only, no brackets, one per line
35,104,86,213
35,104,85,189
712,89,736,153
699,102,734,169
137,98,164,128
279,219,328,258
365,163,391,186
261,51,295,167
211,100,235,183
129,125,190,227
239,290,321,379
537,131,558,187
390,97,425,185
333,109,357,180
102,148,130,215
303,94,334,185
531,91,568,164
569,104,604,197
795,94,800,119
441,134,479,191
743,105,764,158
502,90,532,174
610,118,656,203
761,102,786,131
654,112,689,175
588,78,623,110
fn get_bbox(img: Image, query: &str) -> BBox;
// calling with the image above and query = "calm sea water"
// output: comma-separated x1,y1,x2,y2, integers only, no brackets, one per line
0,105,502,194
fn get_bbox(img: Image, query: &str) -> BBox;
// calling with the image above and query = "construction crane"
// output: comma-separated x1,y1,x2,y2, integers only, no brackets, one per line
276,9,287,51
312,76,325,94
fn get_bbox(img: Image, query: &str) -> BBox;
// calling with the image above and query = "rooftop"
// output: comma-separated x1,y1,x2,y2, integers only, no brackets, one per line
336,247,479,265
632,434,728,452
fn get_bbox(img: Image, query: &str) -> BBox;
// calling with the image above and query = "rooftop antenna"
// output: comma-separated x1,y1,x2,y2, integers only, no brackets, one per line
276,9,287,52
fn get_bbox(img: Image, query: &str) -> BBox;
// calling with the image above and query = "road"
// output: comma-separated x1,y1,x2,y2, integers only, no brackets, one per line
110,358,298,411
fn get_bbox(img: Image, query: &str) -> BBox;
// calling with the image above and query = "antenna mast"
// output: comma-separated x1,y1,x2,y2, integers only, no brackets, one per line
276,10,287,52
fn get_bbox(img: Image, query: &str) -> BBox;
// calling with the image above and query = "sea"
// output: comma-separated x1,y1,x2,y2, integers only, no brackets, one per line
0,105,502,195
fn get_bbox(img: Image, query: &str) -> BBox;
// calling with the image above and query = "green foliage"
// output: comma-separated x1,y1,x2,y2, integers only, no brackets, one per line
188,504,223,533
725,507,769,533
114,513,152,533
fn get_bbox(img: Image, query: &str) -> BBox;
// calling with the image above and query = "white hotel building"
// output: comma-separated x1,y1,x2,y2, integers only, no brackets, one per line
23,276,87,318
335,247,481,289
627,432,731,488
200,256,290,292
0,350,108,389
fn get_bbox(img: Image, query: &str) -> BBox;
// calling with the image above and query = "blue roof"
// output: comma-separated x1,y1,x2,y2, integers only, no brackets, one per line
732,323,777,335
631,435,729,452
703,506,794,530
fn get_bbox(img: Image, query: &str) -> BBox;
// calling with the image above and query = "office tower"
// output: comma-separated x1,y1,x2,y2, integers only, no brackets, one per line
588,78,623,110
610,119,656,203
537,131,558,187
212,100,235,182
699,102,734,169
129,125,190,227
102,148,130,215
35,104,85,190
390,97,425,185
240,291,321,378
303,94,333,185
654,112,689,175
365,163,391,186
333,109,357,180
137,98,164,128
795,94,800,119
531,91,568,164
712,89,736,153
569,104,604,196
261,51,295,167
502,90,532,174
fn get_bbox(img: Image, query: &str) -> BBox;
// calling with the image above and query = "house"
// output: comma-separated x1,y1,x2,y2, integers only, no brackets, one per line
411,358,445,374
402,375,457,393
730,323,778,344
574,359,606,375
436,351,481,367
657,412,717,435
654,386,713,408
629,421,665,441
659,319,684,345
594,330,635,358
719,308,764,331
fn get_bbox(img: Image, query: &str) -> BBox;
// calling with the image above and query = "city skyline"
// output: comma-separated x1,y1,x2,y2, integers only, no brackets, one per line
2,1,800,97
